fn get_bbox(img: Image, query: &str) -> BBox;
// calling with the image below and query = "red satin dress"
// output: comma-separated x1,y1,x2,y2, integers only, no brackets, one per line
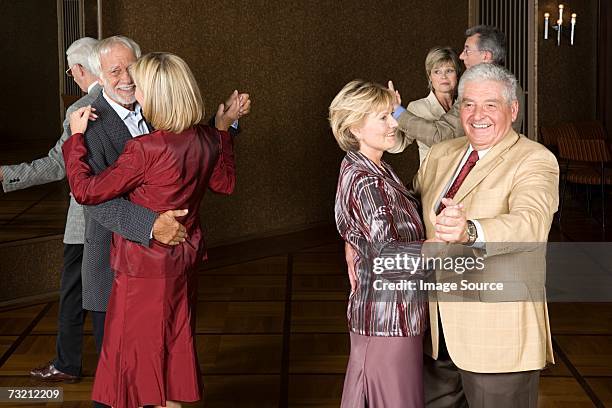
63,124,235,407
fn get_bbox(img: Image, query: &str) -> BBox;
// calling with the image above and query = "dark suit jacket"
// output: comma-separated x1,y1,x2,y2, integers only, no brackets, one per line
79,92,158,311
64,124,235,278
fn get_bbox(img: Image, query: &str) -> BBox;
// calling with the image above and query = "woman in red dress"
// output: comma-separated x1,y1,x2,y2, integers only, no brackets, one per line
63,52,238,408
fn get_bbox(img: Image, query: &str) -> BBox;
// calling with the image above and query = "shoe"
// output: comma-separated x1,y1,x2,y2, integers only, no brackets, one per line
30,361,80,383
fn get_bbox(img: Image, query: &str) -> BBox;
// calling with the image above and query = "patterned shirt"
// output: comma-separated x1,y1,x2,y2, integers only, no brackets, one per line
335,151,429,336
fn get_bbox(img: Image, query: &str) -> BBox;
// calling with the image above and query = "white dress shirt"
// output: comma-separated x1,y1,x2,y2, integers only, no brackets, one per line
102,91,149,137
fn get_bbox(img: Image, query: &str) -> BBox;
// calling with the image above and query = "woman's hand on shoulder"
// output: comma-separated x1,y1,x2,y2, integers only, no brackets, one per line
69,106,97,135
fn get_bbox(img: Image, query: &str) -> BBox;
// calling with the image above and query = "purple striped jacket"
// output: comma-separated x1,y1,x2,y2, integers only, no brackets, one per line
335,151,429,336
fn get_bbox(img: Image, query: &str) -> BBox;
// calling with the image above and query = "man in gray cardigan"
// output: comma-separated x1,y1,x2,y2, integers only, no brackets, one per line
2,37,100,383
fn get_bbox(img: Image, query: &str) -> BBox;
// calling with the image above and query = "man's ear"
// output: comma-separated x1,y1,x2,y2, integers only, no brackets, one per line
511,100,519,122
482,50,494,64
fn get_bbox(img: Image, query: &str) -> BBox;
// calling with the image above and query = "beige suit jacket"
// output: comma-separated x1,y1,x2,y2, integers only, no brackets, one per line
407,91,446,165
414,130,559,373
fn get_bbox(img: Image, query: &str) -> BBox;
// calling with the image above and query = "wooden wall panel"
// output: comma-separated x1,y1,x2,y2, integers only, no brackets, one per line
538,0,598,128
0,1,60,143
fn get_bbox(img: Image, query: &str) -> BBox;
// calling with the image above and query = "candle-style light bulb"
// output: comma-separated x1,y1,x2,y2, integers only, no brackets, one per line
559,4,564,24
544,12,550,39
571,13,577,45
557,19,562,46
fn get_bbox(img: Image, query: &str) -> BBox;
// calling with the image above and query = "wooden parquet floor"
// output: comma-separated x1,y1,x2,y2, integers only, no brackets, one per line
0,233,610,407
0,169,611,406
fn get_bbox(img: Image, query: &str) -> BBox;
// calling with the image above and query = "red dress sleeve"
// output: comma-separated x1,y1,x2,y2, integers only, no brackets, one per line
62,133,146,205
207,127,236,194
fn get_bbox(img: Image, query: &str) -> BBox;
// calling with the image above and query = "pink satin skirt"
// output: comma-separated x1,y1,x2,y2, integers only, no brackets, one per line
341,332,424,408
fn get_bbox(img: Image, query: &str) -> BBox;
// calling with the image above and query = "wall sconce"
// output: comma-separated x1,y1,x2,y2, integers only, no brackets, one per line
544,4,577,45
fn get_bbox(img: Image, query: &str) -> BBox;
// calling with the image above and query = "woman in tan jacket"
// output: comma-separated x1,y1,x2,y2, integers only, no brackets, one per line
389,46,462,164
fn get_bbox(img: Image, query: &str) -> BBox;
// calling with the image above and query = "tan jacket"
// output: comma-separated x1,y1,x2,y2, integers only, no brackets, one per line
407,91,447,164
414,130,559,373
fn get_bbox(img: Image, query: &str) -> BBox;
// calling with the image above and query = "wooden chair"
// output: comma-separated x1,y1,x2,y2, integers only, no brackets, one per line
540,123,583,187
573,120,607,140
557,136,612,235
540,122,579,156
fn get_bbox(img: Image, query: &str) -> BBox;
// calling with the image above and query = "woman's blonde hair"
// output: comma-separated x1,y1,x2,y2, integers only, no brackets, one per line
129,52,203,133
328,80,395,152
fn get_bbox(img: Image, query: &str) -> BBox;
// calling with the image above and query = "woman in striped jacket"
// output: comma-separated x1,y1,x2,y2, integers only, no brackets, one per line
329,80,432,408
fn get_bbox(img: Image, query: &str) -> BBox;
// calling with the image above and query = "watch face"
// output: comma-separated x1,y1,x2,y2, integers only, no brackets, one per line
467,221,477,237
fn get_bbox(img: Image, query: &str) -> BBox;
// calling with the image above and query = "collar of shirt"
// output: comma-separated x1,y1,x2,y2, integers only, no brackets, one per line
102,90,149,137
102,90,138,120
466,144,491,160
87,82,98,94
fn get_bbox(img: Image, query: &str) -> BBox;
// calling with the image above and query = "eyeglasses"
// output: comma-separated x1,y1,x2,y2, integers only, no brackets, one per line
431,68,456,77
65,64,80,77
462,47,485,56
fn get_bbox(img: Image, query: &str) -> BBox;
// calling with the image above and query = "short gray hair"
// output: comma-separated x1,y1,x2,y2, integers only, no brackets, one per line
458,63,517,104
89,35,141,76
66,37,98,73
465,25,506,65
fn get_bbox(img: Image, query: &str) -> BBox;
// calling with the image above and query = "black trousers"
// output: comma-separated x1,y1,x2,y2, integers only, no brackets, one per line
90,311,107,408
52,244,108,408
53,244,85,376
424,316,540,408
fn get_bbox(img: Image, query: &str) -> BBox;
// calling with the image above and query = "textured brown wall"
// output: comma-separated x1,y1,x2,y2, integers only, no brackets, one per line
0,237,63,303
103,0,469,244
538,0,598,128
602,0,612,132
0,1,60,143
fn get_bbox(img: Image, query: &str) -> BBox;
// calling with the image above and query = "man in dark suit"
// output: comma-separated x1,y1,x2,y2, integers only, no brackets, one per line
77,35,249,369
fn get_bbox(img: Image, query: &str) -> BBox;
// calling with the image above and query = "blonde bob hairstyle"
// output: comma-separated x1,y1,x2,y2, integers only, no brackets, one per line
129,52,203,134
329,80,395,152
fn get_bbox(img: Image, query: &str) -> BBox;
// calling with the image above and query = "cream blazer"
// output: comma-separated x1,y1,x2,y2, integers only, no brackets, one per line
406,91,447,165
414,130,560,373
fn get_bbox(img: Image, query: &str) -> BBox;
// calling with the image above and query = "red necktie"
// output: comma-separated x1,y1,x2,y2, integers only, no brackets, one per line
437,150,479,214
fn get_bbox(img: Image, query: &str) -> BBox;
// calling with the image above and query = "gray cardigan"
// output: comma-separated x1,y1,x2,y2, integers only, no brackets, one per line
1,83,102,244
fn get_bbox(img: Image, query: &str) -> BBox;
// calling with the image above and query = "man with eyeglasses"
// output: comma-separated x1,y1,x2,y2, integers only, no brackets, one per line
390,25,524,151
0,37,100,384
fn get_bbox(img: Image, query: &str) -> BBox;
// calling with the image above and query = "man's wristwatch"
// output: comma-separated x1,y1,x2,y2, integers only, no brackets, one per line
465,220,478,246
